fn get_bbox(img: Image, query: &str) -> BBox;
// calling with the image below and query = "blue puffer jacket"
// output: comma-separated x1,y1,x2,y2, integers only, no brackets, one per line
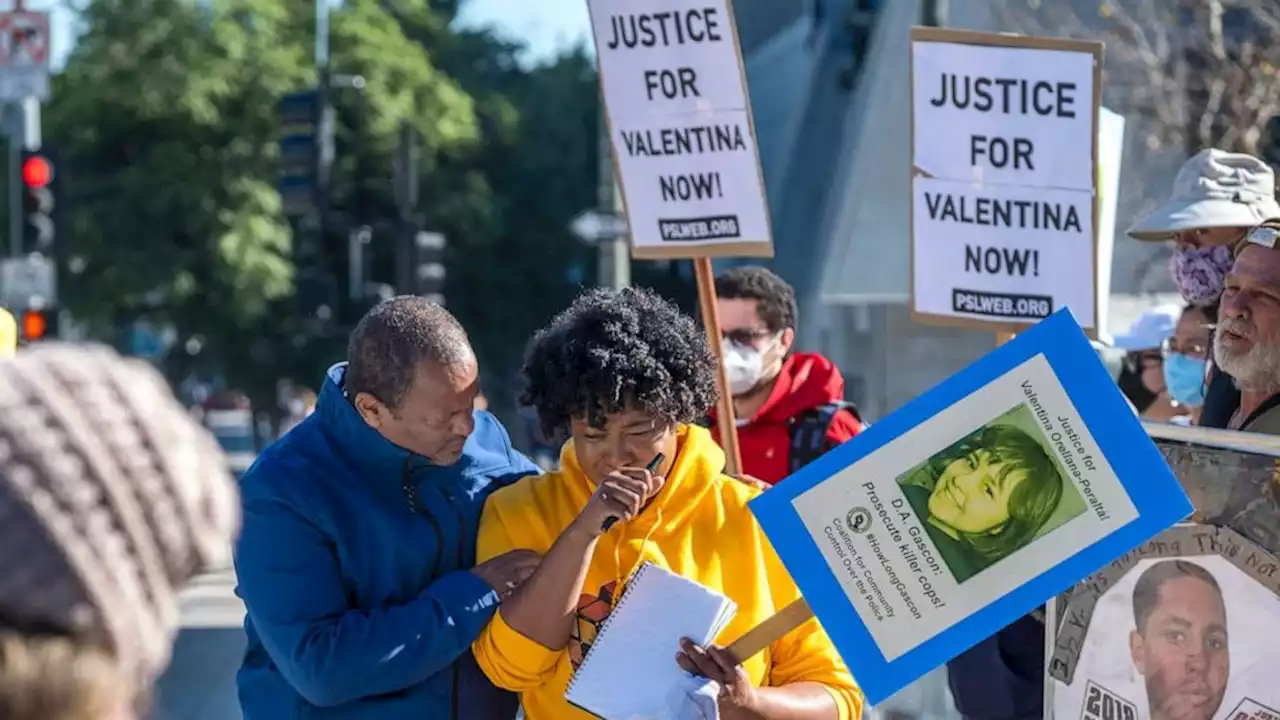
234,363,540,719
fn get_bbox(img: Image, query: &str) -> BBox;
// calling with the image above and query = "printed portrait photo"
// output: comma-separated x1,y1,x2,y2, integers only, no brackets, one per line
1129,560,1229,720
894,403,1087,583
1054,554,1280,720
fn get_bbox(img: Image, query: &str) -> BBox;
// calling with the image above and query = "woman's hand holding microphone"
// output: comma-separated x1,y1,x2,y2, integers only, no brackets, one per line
571,454,665,538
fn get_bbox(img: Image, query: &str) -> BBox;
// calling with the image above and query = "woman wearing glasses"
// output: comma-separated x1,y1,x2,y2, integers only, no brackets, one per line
1112,305,1183,422
1162,304,1216,426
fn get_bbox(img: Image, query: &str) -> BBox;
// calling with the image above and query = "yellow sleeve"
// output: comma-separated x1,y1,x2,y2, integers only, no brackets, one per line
471,491,563,691
764,543,865,720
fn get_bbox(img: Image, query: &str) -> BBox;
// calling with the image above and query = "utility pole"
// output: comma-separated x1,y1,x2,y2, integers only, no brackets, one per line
6,91,40,260
394,122,421,295
316,0,328,74
7,104,22,257
339,75,368,303
921,0,949,27
7,28,45,258
596,99,629,289
314,0,334,265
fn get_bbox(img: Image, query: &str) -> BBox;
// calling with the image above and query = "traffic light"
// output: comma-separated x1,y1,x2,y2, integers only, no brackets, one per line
412,231,446,306
20,149,59,257
277,90,332,219
20,308,54,342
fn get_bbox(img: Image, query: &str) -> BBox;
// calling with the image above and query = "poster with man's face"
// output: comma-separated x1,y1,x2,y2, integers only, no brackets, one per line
1049,428,1280,720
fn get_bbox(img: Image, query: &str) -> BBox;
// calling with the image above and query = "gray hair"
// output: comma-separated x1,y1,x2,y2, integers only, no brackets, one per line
345,296,473,409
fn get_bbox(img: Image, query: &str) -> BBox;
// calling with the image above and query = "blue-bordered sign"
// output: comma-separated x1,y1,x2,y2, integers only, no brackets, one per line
750,309,1192,705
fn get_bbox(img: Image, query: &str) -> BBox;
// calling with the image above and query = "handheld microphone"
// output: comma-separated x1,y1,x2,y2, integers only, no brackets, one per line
601,452,665,532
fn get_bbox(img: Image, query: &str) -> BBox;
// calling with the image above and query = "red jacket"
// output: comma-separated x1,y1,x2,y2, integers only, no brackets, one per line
710,352,863,485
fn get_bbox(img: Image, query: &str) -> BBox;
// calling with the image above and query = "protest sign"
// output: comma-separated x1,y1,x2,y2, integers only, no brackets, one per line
1094,107,1125,340
749,310,1191,704
909,27,1103,333
1048,426,1280,720
587,0,772,259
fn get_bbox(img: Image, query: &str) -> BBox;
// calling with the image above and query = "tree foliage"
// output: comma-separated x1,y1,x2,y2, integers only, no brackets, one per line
45,0,615,409
993,0,1280,156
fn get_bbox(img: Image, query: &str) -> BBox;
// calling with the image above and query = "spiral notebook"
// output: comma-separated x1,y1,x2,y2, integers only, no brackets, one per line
565,562,737,719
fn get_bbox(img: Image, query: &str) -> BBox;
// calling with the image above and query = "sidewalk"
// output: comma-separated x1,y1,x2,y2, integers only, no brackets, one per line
150,569,244,719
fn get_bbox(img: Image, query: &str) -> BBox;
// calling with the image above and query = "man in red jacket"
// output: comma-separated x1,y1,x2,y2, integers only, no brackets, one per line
711,266,865,485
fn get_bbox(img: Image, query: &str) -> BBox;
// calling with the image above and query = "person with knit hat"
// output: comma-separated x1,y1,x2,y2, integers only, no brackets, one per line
233,296,542,719
0,343,240,720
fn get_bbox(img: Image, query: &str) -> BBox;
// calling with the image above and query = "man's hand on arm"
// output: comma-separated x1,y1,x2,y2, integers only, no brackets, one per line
471,549,541,599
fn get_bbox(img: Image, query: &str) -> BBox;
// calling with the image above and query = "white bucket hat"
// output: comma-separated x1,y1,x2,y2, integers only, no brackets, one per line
1127,149,1280,240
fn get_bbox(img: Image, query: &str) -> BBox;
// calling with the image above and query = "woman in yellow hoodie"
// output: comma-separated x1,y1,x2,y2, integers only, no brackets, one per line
473,287,862,720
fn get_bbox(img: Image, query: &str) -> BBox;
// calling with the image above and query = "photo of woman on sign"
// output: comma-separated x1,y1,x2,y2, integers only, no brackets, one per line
897,405,1082,582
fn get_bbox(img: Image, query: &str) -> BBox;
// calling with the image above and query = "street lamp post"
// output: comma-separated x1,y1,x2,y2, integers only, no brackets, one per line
595,96,630,290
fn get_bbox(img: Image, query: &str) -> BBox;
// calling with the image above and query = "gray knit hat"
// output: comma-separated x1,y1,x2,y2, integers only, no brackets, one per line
0,343,240,683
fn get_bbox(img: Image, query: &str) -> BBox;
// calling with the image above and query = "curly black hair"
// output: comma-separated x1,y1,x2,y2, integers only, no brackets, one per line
520,286,719,439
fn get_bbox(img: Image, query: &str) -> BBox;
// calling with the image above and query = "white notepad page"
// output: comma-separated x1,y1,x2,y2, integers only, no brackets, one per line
565,562,737,719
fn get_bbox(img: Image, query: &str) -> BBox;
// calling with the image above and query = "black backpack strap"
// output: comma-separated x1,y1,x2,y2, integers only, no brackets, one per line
788,401,863,474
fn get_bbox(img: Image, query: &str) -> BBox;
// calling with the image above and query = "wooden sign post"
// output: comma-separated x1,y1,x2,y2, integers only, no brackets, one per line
585,0,776,476
694,257,744,474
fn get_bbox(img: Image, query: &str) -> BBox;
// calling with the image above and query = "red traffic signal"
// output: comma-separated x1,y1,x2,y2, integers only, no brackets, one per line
21,155,52,189
21,310,47,340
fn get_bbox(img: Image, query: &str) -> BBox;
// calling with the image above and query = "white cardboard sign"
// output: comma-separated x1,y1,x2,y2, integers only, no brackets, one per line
588,0,773,259
910,28,1102,331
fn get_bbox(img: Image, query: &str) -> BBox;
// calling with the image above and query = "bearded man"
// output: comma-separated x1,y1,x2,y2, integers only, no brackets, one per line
1212,222,1280,433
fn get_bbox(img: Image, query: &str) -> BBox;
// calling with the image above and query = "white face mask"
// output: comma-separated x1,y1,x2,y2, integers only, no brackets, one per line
723,338,776,396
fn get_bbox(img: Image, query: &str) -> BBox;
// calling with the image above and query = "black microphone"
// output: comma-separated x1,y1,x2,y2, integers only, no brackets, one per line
601,452,665,532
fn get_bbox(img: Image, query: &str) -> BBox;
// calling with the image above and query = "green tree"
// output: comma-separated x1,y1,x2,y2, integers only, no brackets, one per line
46,0,667,414
47,0,305,400
46,0,487,405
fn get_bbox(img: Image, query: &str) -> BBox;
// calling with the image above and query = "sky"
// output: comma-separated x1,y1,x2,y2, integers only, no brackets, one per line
31,0,593,71
456,0,593,62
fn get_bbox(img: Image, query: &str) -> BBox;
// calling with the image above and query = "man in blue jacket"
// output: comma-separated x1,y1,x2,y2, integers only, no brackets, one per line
234,296,542,719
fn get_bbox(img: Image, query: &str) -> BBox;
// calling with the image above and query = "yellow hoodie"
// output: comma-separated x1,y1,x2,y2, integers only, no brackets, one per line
472,425,862,719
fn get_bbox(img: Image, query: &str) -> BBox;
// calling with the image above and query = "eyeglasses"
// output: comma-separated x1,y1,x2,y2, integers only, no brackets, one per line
722,328,774,347
1162,338,1209,359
